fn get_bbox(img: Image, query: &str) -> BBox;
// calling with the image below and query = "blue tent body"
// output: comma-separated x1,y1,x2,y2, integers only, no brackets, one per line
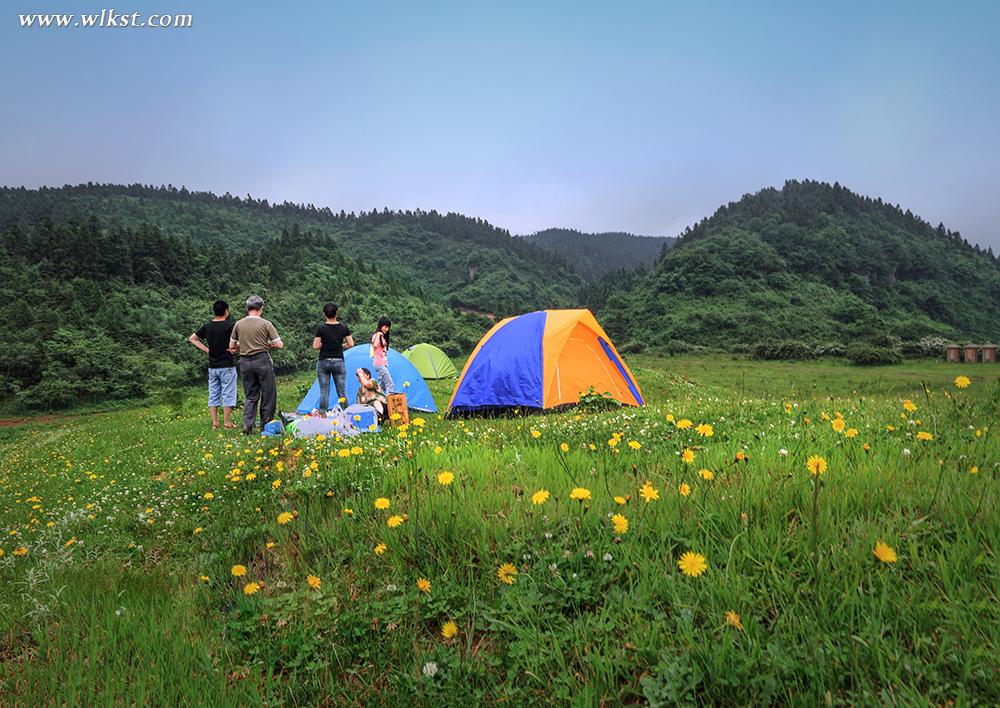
296,345,438,414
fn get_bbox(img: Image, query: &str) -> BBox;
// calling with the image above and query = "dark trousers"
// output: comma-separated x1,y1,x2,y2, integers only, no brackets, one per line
240,353,276,430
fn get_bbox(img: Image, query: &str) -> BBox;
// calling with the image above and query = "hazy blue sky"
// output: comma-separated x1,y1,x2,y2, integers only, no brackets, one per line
3,1,998,249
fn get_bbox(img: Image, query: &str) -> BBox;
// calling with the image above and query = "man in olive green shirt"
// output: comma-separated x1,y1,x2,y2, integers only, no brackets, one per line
229,295,283,434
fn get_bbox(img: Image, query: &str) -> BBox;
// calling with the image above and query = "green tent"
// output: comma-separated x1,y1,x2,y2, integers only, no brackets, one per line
402,343,459,379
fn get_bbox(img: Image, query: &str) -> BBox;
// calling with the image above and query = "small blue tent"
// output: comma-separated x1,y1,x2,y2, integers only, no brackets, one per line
296,345,438,414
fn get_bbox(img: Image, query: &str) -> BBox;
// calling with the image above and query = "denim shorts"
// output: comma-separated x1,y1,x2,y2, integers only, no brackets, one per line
208,367,237,407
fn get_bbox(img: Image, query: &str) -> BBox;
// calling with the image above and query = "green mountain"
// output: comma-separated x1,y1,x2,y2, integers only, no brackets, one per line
0,184,582,318
522,228,675,280
595,180,1000,352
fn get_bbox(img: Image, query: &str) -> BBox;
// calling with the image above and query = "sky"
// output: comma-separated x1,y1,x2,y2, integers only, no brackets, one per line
2,0,999,250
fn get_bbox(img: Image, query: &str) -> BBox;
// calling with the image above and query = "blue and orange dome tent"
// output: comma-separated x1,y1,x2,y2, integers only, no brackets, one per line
447,309,643,414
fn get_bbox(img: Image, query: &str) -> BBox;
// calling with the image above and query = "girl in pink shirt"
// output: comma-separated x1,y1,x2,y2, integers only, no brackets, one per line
371,317,395,394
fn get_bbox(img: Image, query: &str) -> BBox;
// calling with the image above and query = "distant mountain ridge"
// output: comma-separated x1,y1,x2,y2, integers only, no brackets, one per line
521,228,675,280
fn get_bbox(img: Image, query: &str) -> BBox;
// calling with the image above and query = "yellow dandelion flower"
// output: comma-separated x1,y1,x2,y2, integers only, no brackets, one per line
277,511,294,525
725,610,744,631
570,487,592,502
230,564,247,577
243,582,261,596
916,431,934,441
497,563,518,585
676,418,693,430
374,542,387,555
441,620,458,639
387,515,404,528
903,400,917,413
531,489,550,505
845,428,858,439
13,546,28,557
417,577,431,593
530,429,541,439
970,466,979,475
628,440,642,450
559,442,570,453
873,541,898,564
677,551,708,577
695,423,714,437
203,492,215,500
954,375,970,389
374,497,390,510
614,495,627,505
666,413,675,422
437,471,455,486
682,448,695,464
639,482,659,503
806,455,828,476
678,483,691,497
611,513,628,535
306,574,321,590
698,468,714,481
831,418,846,433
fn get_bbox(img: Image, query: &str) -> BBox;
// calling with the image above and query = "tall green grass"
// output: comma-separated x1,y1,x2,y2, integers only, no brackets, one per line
1,356,997,704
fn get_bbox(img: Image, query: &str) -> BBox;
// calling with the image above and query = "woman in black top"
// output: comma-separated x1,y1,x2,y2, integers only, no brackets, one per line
312,302,354,413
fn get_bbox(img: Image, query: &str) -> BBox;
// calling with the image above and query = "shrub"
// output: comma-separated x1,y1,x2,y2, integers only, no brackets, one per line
661,339,707,355
751,339,815,360
846,342,902,366
814,342,846,358
618,340,646,354
901,336,949,358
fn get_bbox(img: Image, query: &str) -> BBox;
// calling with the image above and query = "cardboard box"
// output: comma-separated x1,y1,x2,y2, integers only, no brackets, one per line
387,393,409,426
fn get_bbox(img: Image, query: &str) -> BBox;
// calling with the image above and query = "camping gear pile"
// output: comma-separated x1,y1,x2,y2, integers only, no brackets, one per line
283,403,381,439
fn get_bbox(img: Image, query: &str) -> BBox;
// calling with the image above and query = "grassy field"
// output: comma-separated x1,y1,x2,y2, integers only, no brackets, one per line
1,355,997,705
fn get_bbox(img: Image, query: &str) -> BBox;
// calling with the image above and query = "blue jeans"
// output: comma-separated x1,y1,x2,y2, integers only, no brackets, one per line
317,358,347,411
374,364,395,394
207,367,237,407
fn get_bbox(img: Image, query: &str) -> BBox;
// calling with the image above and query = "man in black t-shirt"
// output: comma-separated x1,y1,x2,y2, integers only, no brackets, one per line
188,299,237,429
311,302,355,413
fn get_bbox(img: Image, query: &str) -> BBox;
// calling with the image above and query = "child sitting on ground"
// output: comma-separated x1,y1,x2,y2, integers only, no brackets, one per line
355,367,388,419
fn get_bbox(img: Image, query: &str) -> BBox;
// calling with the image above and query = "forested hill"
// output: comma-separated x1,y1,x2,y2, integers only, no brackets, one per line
595,180,1000,351
522,228,675,280
0,214,494,408
0,184,582,317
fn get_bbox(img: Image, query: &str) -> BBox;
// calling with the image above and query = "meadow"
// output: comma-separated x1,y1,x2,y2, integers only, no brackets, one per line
0,355,997,705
